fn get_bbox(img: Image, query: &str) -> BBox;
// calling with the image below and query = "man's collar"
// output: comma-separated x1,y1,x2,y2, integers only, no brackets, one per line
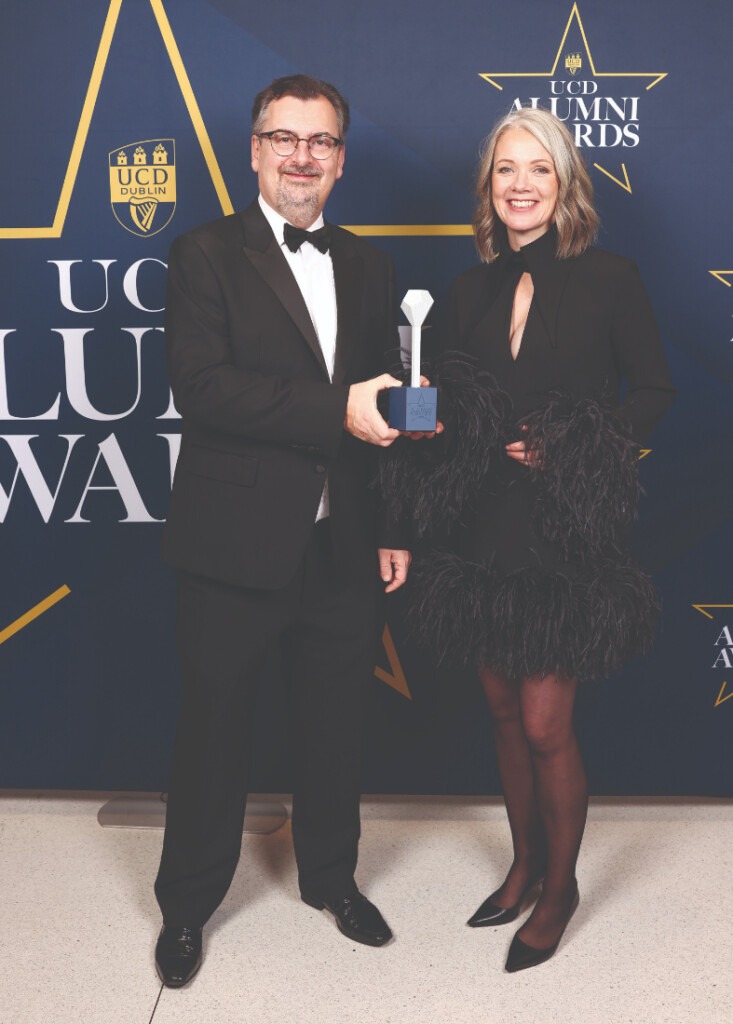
258,195,325,248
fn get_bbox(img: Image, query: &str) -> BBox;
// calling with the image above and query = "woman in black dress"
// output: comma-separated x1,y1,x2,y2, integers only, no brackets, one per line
398,108,674,971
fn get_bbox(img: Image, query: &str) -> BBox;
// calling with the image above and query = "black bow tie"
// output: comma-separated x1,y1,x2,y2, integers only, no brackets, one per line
283,222,331,254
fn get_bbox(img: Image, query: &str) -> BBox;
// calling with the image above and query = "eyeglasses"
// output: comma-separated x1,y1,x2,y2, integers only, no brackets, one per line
257,130,342,160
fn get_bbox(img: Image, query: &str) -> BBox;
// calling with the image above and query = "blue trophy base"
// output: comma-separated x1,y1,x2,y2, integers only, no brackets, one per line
388,386,438,431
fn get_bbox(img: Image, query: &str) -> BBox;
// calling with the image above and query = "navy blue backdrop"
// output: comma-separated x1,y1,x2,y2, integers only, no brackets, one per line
1,0,731,794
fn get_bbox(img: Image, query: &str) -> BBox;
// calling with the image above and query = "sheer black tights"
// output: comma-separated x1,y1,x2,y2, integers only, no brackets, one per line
480,666,587,948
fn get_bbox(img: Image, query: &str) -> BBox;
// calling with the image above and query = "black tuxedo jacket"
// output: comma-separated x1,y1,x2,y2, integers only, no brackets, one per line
162,200,400,590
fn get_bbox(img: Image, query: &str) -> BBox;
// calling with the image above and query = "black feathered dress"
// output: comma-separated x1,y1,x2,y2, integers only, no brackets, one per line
389,227,675,681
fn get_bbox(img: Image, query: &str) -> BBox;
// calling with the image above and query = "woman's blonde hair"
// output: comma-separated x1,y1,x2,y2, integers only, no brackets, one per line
473,106,599,261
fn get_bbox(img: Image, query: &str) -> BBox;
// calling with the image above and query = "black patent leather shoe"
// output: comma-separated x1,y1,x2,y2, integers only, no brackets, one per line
301,889,393,947
505,888,580,972
467,878,543,927
155,925,203,988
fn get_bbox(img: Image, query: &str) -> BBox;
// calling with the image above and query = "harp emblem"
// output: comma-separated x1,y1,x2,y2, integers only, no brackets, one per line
109,140,176,237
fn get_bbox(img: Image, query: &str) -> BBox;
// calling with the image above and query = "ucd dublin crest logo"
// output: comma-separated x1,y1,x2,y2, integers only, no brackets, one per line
109,139,176,236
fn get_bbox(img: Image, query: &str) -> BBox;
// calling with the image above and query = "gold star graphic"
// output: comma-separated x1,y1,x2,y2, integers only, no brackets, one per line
478,3,667,195
709,271,733,288
690,604,733,709
691,604,733,621
0,585,71,645
715,681,733,707
374,624,412,700
479,2,667,92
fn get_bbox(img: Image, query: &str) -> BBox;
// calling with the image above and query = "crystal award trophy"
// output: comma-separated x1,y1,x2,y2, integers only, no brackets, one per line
388,290,437,431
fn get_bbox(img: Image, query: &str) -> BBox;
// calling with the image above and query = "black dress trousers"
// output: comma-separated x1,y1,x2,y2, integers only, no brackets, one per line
154,519,380,927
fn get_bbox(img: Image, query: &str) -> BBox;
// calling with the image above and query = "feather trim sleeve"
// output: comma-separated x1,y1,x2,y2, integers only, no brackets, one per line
377,351,510,538
522,393,641,562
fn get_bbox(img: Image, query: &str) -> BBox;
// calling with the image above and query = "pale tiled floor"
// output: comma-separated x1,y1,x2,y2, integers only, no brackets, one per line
1,792,731,1024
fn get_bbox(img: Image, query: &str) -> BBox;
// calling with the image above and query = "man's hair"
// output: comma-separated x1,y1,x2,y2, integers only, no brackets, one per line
251,75,350,138
473,106,599,262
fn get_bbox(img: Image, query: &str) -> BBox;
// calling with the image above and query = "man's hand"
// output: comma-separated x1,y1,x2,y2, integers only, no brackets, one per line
378,548,412,593
345,374,402,446
404,422,445,440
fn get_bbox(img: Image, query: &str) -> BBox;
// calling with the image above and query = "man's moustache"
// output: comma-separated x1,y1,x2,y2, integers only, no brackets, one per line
280,166,321,178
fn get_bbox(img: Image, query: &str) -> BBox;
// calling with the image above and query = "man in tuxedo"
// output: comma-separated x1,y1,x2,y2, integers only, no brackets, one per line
154,75,411,988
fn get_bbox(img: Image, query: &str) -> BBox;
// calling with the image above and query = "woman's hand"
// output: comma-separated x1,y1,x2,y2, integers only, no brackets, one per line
505,439,530,464
505,426,539,467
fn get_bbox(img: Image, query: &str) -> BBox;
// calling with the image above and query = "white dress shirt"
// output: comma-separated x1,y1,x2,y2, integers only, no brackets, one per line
258,195,338,521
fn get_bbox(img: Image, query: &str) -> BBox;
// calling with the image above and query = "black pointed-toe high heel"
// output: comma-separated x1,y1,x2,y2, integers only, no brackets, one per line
467,877,544,928
505,886,579,972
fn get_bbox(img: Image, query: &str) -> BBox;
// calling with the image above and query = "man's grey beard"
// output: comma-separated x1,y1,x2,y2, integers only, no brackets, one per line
276,174,321,224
